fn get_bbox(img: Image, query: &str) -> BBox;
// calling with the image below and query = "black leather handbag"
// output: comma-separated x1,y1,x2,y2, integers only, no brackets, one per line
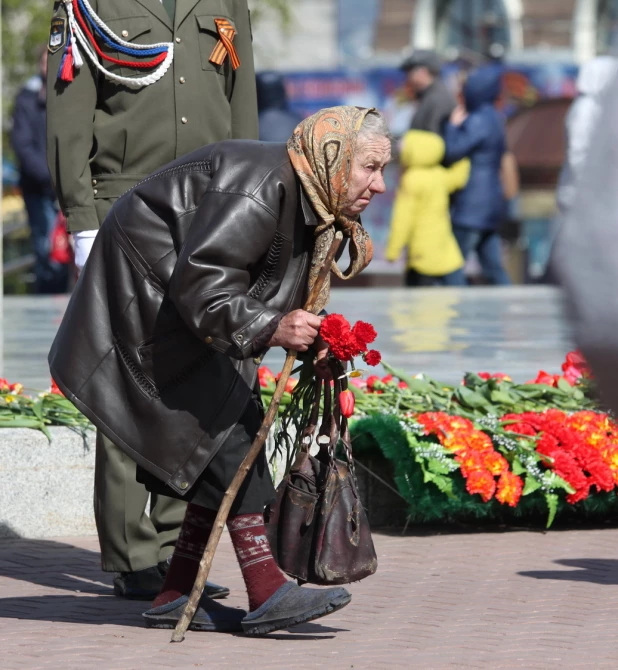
265,372,378,585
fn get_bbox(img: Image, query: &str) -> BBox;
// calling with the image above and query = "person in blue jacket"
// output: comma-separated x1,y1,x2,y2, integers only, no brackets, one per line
11,48,69,294
444,64,510,285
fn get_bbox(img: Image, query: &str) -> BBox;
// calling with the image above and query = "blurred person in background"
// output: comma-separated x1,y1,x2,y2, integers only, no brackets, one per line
256,72,302,142
11,47,69,294
400,50,457,136
556,56,618,216
386,130,469,286
552,67,618,414
444,64,510,285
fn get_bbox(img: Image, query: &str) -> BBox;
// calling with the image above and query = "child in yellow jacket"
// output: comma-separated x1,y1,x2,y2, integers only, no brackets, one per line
386,130,470,286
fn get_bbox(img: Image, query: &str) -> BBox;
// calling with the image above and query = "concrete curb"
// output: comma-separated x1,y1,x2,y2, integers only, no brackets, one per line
0,427,96,538
0,426,398,539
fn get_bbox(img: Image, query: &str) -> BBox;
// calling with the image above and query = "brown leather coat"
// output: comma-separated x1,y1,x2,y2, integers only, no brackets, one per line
49,140,316,495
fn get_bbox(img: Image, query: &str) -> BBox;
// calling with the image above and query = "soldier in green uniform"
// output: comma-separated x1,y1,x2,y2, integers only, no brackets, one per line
46,0,259,599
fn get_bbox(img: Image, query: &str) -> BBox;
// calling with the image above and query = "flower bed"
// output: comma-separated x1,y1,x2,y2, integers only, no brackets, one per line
3,334,617,528
262,349,618,527
0,378,91,437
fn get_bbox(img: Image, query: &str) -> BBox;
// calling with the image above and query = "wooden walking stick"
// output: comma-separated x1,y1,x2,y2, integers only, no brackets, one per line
171,231,343,642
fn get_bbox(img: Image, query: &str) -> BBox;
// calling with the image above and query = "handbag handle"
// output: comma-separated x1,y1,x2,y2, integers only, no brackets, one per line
300,376,323,453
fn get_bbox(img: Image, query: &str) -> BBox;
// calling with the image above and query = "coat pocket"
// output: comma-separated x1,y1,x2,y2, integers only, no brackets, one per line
195,14,236,73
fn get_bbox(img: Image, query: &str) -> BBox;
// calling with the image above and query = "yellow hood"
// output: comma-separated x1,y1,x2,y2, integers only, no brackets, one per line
400,130,445,169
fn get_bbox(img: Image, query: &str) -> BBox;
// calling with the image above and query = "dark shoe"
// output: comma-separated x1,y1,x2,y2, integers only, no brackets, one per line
142,595,246,632
241,582,351,636
157,559,230,600
113,566,163,601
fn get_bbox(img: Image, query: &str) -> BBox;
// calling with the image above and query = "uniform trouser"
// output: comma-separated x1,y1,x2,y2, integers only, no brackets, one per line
94,431,186,572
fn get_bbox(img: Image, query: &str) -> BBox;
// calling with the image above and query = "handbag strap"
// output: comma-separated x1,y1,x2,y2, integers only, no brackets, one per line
300,376,323,453
311,360,357,479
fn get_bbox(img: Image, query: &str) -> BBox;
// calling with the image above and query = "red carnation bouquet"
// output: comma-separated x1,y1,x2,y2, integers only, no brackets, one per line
272,314,382,467
316,314,382,418
319,314,382,369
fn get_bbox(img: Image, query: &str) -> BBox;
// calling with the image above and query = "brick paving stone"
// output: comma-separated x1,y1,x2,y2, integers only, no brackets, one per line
2,529,618,667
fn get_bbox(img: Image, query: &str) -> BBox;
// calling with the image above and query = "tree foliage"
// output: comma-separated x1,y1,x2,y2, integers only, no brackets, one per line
2,0,52,154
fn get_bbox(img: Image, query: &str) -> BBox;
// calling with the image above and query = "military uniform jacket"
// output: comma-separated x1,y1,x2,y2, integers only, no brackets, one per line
46,0,258,232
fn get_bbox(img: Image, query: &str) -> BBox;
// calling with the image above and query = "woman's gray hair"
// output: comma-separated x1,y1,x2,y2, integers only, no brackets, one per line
357,110,392,142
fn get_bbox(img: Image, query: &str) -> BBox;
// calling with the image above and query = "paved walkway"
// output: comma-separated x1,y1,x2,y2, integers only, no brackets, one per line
2,528,618,668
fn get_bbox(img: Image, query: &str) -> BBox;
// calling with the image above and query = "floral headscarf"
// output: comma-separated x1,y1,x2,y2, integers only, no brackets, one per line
287,106,375,313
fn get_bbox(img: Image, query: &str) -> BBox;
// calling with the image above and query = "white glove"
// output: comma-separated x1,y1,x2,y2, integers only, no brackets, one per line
73,230,98,272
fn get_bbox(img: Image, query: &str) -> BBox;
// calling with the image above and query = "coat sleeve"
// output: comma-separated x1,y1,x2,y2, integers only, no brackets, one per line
229,0,259,140
445,159,471,193
168,192,283,360
11,91,51,186
444,115,487,163
385,177,417,262
46,2,100,232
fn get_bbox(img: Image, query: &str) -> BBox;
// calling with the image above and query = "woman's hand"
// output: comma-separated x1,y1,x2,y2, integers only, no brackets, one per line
450,104,468,127
267,310,323,351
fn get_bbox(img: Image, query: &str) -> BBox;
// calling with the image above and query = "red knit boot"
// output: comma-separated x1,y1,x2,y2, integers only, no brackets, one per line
152,504,216,608
227,513,287,611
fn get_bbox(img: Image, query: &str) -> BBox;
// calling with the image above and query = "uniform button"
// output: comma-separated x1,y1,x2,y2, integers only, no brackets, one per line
181,116,188,124
179,481,189,490
92,179,97,186
204,336,213,344
175,37,181,43
93,188,98,195
179,76,186,84
253,357,262,365
121,30,129,38
235,334,244,343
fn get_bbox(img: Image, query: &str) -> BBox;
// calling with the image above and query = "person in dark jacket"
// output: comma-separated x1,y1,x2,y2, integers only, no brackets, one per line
401,50,457,136
48,106,389,634
10,49,68,294
256,72,303,142
444,64,510,285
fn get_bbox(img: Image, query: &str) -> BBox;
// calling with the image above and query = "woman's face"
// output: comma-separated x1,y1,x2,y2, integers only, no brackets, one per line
341,135,391,217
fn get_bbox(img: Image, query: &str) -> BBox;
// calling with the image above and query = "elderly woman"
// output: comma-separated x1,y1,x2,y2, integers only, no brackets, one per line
49,106,391,635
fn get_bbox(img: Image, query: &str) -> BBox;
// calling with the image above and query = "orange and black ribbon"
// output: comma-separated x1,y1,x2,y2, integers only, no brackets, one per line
209,18,240,70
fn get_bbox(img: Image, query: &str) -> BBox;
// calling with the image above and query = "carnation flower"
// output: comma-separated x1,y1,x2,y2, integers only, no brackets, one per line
456,449,485,476
320,314,350,345
329,333,363,362
465,469,496,502
496,471,523,507
363,349,381,366
478,372,512,382
526,370,561,386
483,451,509,476
352,321,377,348
320,314,364,361
366,375,380,391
